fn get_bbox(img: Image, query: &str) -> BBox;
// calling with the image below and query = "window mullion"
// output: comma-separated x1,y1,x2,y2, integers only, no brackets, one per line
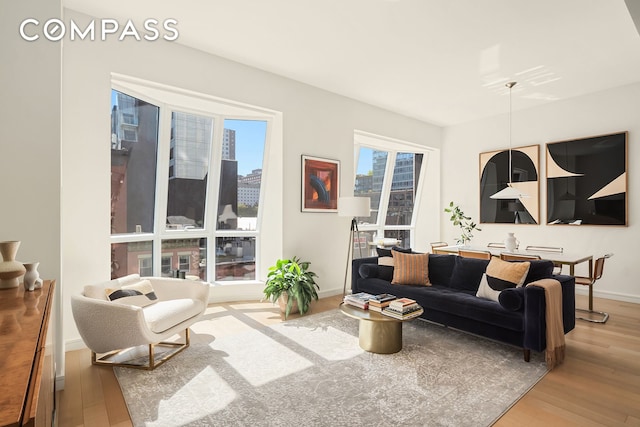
378,151,396,237
207,115,225,281
153,107,172,276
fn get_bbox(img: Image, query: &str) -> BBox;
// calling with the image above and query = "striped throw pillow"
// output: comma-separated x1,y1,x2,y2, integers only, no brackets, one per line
391,251,431,286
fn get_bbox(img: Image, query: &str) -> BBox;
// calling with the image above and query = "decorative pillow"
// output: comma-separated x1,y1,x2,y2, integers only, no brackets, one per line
376,246,412,258
524,260,555,283
377,256,395,267
359,264,394,282
106,279,158,307
476,258,530,302
391,251,431,286
498,287,525,311
448,256,490,291
427,254,456,286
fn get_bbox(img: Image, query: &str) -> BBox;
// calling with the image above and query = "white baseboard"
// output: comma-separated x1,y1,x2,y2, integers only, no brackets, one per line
575,287,640,304
65,338,87,352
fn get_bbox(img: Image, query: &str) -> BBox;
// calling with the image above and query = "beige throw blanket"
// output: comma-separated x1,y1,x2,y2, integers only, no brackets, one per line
526,278,565,369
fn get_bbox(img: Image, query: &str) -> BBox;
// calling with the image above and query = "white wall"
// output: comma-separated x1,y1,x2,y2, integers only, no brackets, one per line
442,83,640,302
1,0,63,381
60,10,442,348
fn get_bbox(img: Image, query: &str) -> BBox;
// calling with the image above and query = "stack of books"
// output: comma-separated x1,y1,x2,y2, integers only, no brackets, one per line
382,297,423,320
343,292,375,309
367,293,397,312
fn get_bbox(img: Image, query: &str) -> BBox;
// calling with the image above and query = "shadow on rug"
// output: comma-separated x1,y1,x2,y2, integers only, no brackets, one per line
115,309,547,427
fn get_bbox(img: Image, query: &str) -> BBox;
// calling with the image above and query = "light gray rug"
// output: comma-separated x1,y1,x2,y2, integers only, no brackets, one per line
115,309,547,427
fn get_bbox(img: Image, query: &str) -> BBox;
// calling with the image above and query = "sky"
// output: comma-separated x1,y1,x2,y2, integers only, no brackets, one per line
357,147,373,175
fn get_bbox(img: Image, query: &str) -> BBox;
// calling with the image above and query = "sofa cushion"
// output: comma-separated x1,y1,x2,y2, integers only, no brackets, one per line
83,274,142,300
427,254,456,286
449,256,489,292
143,298,205,333
525,260,555,283
476,258,530,302
106,279,159,307
391,251,431,286
376,246,412,257
358,263,394,282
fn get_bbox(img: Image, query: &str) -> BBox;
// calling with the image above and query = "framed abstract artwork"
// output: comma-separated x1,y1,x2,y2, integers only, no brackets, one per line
301,155,339,212
479,145,540,224
546,132,627,226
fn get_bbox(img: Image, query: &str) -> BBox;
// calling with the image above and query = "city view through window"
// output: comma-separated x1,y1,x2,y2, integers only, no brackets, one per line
354,146,424,255
110,90,266,281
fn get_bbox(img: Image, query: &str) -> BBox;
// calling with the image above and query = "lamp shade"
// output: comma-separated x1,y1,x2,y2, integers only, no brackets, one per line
490,185,529,200
338,197,370,217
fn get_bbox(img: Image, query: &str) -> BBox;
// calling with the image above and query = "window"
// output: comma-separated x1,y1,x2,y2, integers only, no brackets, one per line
161,255,173,275
110,81,274,284
178,254,191,271
138,255,152,277
353,132,430,255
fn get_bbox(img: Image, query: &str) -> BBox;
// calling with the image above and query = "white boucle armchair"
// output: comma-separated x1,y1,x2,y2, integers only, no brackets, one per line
71,274,210,370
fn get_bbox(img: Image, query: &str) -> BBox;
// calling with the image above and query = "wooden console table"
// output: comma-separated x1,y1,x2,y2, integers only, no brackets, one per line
0,280,56,427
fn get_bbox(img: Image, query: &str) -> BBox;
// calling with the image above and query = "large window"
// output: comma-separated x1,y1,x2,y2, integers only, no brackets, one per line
353,132,429,255
110,85,270,283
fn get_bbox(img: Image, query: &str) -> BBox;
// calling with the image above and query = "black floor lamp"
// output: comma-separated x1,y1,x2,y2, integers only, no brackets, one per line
338,196,371,299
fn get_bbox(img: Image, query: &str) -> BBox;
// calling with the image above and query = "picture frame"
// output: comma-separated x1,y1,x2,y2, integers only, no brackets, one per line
479,145,540,224
301,155,339,212
546,131,627,226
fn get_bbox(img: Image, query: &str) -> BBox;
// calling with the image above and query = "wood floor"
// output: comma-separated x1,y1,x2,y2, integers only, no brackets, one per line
57,294,640,427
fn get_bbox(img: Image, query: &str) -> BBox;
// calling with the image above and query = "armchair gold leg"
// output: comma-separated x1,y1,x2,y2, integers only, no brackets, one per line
92,328,191,370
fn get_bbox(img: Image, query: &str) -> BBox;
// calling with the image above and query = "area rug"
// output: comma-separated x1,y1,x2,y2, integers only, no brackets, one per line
115,309,547,427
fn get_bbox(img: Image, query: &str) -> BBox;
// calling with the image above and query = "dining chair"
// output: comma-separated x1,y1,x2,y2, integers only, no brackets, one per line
430,241,449,254
500,253,541,262
574,253,613,323
459,249,492,260
526,245,563,273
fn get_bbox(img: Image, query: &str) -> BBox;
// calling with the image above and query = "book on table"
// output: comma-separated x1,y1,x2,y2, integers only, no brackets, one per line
367,294,397,312
381,305,423,320
389,297,417,309
369,293,396,303
343,292,375,309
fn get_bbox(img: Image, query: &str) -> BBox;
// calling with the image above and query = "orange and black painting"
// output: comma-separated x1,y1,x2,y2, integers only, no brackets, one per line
302,155,339,212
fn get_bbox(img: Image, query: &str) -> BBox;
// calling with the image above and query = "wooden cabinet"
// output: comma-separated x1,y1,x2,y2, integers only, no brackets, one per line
0,281,56,427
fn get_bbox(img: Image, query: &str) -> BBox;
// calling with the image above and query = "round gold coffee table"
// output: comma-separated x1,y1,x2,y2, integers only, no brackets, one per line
340,303,423,354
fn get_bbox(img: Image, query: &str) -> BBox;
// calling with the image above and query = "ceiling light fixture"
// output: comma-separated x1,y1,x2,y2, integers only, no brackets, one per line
490,81,529,200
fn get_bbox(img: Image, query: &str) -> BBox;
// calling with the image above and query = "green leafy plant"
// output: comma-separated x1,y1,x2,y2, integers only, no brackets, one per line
444,201,482,245
263,257,319,318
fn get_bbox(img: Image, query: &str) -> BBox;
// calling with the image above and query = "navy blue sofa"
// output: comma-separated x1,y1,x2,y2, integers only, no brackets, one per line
352,254,576,361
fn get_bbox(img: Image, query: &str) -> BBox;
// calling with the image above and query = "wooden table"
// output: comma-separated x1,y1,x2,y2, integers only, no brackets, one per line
0,281,56,427
436,245,592,275
340,303,423,354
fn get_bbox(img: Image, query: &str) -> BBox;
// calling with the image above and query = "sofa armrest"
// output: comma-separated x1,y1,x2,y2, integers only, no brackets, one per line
523,274,575,352
71,295,152,353
351,256,379,293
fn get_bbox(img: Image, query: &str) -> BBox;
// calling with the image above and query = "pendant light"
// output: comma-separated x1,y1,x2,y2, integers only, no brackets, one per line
490,82,529,199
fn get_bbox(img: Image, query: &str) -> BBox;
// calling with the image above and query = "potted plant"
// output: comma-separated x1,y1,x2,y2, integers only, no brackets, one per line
263,257,319,318
444,201,481,245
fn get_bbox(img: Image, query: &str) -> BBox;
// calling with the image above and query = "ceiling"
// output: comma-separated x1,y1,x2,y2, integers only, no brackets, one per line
63,0,640,127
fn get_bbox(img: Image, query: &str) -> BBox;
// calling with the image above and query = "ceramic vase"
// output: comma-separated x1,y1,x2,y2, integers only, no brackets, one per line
505,233,518,252
23,262,41,292
0,241,27,289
